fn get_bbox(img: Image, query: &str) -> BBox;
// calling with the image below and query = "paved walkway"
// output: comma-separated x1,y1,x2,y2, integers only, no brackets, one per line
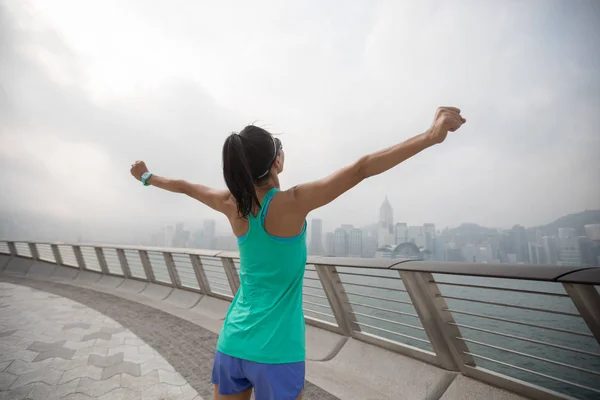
0,277,338,400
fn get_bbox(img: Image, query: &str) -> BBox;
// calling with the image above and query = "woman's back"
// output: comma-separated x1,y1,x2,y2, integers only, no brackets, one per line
217,187,308,364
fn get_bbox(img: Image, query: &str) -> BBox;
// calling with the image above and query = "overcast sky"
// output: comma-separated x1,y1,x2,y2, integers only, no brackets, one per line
1,0,599,238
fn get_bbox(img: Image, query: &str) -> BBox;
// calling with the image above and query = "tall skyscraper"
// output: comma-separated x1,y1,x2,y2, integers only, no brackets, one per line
558,227,581,266
558,236,581,266
309,219,324,255
423,223,436,252
325,232,335,256
510,225,529,263
200,219,216,249
408,226,426,249
361,229,378,258
542,236,558,265
334,227,349,257
395,223,407,245
378,196,394,247
349,229,363,257
584,224,600,241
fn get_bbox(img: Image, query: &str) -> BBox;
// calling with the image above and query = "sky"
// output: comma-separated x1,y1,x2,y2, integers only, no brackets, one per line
1,0,599,241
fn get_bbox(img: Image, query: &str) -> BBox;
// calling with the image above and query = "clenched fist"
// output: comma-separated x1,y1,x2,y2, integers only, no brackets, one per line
130,160,149,181
426,107,466,145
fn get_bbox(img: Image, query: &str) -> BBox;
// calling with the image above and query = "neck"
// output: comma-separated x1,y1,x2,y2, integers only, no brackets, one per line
255,175,280,195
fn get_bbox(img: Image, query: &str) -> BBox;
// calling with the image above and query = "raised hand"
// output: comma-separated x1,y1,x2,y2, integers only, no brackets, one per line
426,107,467,144
130,160,149,181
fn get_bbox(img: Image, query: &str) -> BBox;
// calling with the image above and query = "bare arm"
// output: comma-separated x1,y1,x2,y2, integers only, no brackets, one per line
291,107,466,214
130,162,232,214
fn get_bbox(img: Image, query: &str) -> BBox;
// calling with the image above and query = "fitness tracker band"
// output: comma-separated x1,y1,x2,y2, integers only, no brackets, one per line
141,172,153,186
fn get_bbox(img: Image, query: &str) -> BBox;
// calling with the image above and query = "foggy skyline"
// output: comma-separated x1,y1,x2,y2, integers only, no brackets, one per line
1,0,599,238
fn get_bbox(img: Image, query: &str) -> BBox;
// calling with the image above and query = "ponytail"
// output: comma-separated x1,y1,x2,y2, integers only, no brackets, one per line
222,133,260,218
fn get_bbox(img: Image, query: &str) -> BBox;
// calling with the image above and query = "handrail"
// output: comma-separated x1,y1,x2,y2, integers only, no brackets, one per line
3,240,598,283
1,240,599,400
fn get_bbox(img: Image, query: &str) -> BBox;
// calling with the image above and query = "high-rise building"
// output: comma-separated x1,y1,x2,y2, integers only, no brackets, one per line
408,226,426,249
378,197,394,247
172,223,190,248
558,227,577,239
584,224,600,241
334,226,351,257
542,236,558,265
349,229,363,257
395,223,407,245
361,229,378,258
528,242,547,265
309,219,324,255
380,196,393,227
200,219,216,249
325,232,335,256
558,236,581,266
510,225,529,263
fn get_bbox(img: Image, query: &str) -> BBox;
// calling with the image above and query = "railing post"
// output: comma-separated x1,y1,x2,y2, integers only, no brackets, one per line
190,254,211,294
563,283,600,345
221,257,240,295
95,247,109,275
139,250,156,282
117,249,132,278
7,241,17,257
399,271,472,372
51,244,63,266
28,243,40,260
314,264,357,336
73,245,86,270
163,252,182,288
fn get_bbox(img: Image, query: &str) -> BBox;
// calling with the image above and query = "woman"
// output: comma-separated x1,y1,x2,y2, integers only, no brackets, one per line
130,107,466,400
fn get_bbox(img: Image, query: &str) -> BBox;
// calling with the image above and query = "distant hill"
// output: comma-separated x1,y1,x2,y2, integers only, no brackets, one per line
528,210,600,237
444,223,499,237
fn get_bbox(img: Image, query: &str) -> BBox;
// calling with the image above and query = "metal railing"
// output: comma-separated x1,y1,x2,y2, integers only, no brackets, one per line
1,240,599,400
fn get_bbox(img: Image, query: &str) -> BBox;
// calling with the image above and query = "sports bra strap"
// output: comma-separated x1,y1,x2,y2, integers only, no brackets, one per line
260,188,279,227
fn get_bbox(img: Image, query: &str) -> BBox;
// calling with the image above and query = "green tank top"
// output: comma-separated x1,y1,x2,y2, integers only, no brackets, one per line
216,188,307,364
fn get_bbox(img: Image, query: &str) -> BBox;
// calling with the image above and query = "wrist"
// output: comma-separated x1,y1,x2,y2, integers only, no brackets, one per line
141,172,153,186
422,130,437,147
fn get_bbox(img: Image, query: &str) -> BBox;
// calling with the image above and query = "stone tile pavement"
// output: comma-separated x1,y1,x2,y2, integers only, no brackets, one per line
0,281,201,400
0,276,338,400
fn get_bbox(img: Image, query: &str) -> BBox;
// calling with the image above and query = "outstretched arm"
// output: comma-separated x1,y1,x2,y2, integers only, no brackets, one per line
130,161,232,214
290,107,466,215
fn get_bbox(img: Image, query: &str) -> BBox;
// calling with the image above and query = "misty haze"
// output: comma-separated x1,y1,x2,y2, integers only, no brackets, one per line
1,1,599,261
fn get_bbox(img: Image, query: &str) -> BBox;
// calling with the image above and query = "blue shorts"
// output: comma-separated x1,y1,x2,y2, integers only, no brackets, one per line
211,351,305,400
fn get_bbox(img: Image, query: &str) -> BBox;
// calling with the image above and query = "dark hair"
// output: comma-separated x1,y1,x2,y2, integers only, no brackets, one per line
222,126,281,218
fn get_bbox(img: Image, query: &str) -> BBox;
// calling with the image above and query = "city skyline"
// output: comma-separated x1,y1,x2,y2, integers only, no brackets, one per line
129,196,600,269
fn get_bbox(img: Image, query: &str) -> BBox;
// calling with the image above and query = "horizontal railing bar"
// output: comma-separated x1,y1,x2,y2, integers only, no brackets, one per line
303,293,328,300
204,272,229,279
303,300,331,309
465,352,600,394
202,265,227,272
210,283,232,290
304,309,335,318
350,311,425,331
446,308,593,337
347,301,419,318
440,294,580,317
459,337,600,376
338,271,401,280
450,322,600,357
303,283,323,290
343,290,413,306
434,281,569,297
342,281,408,292
357,322,430,344
303,276,320,281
